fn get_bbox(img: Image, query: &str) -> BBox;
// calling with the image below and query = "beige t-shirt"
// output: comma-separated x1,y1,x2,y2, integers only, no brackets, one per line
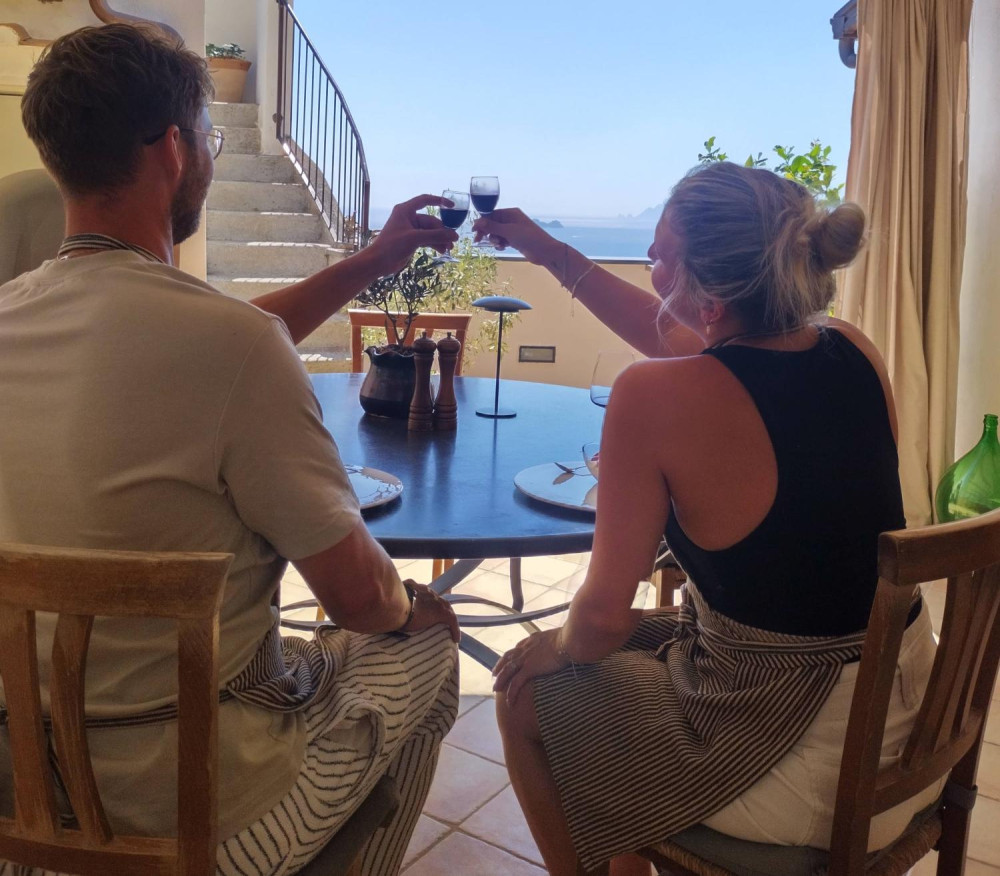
0,252,362,835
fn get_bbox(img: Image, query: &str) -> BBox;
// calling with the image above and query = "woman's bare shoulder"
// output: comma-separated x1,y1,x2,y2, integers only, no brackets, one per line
820,317,889,376
613,353,731,425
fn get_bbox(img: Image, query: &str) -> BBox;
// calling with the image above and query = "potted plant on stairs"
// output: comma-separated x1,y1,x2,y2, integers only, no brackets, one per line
353,250,444,418
205,43,251,103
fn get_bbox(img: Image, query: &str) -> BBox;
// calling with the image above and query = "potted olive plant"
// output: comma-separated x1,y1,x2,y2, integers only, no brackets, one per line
353,251,444,418
205,43,251,103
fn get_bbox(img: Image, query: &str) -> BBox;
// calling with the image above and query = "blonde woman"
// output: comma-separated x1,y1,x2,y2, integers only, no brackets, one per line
474,163,938,876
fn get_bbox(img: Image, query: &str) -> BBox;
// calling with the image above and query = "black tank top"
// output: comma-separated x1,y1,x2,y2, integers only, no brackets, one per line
664,327,904,636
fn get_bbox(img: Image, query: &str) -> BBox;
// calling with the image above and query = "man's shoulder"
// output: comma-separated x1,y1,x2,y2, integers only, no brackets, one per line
85,257,284,335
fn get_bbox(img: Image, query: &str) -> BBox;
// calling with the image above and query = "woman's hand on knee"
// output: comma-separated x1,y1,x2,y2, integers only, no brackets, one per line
492,628,570,706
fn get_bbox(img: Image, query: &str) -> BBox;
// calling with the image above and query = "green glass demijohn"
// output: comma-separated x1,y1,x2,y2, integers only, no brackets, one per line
935,413,1000,522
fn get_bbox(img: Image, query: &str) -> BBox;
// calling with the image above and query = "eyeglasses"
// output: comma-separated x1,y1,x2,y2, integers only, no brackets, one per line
142,126,225,160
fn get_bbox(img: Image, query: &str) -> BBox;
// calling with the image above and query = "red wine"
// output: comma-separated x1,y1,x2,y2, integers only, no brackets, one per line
471,193,499,214
440,208,468,229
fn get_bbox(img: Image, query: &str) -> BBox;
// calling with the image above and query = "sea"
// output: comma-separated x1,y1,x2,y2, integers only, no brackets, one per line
524,222,654,261
370,208,656,261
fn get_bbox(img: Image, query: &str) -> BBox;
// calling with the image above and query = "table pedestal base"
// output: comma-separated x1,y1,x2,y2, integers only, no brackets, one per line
279,557,570,670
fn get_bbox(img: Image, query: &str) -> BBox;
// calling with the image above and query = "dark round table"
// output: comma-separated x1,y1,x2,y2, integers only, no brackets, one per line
311,373,604,559
307,374,605,667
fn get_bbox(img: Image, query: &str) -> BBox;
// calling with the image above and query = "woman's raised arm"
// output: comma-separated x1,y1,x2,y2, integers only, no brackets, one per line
474,209,702,359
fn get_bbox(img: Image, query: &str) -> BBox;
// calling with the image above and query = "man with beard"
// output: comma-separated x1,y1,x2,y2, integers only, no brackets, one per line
0,23,461,876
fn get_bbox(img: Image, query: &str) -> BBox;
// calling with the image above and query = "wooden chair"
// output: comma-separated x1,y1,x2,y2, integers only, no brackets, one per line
637,508,1000,876
0,543,232,876
348,308,472,375
0,544,402,876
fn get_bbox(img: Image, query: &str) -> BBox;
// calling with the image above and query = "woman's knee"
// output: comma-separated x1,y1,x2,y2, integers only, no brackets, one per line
495,682,540,741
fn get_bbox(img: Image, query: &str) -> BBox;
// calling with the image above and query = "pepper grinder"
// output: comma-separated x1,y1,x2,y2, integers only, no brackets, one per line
434,332,461,431
408,332,436,432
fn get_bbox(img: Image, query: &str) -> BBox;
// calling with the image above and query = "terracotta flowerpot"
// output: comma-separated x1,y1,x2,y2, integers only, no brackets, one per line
208,56,251,103
359,346,416,419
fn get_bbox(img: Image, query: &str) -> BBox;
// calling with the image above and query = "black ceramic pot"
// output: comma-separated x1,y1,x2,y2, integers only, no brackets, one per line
359,346,416,418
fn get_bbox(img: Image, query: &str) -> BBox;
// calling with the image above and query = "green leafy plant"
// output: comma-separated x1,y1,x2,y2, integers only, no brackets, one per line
205,43,246,60
698,136,843,204
356,228,518,366
422,237,517,363
354,250,443,347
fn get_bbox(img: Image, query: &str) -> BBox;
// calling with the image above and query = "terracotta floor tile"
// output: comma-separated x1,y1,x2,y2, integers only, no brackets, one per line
912,853,1000,875
454,569,549,608
969,795,1000,865
457,694,486,718
423,744,509,824
401,831,545,875
519,555,589,587
979,742,1000,801
986,707,1000,746
472,623,534,654
446,698,505,765
459,650,498,696
461,785,543,866
402,815,450,868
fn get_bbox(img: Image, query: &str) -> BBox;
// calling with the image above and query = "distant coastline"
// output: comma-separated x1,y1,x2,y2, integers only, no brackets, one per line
370,207,657,260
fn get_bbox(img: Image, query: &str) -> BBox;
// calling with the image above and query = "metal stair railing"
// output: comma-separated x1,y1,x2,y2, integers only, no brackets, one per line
274,0,371,249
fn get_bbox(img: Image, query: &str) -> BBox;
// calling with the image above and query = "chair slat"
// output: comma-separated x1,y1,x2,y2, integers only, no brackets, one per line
347,309,473,375
176,616,220,876
828,579,915,875
49,613,112,844
0,607,59,838
0,544,229,619
0,544,231,876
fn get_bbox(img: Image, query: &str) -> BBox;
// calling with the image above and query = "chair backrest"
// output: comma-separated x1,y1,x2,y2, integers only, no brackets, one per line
829,508,1000,875
348,309,472,375
0,543,232,876
0,170,65,285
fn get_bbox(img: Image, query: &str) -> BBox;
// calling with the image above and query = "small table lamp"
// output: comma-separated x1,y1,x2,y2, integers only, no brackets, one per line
472,295,532,418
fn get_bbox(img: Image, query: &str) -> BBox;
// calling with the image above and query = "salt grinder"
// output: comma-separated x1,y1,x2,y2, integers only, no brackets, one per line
407,332,437,432
434,332,461,431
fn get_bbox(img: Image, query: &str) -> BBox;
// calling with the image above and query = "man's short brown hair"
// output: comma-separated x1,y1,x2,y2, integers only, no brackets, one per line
21,24,214,197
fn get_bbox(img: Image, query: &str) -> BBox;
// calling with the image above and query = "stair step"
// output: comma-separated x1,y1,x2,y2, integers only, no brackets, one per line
208,210,325,243
211,276,302,300
207,240,346,276
207,180,310,213
217,125,260,155
214,153,298,184
210,102,259,128
209,277,351,353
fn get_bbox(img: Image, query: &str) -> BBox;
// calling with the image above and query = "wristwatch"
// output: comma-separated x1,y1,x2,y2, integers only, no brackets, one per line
394,581,418,633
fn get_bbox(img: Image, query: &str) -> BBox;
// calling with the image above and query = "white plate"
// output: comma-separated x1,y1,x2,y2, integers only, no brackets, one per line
514,463,597,513
345,464,404,510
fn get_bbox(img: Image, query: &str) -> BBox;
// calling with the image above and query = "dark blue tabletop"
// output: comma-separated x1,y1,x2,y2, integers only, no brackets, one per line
310,374,603,559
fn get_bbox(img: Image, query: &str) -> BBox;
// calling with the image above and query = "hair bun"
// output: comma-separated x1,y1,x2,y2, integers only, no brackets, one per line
809,202,866,272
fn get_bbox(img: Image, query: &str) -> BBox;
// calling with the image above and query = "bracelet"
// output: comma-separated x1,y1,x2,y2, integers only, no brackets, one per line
554,628,579,679
394,581,417,633
568,263,596,299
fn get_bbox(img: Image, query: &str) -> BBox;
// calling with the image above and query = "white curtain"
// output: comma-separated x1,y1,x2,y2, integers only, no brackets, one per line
838,0,974,525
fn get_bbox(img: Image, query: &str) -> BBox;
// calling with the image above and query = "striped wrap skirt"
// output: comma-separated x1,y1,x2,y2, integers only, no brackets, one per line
533,583,870,871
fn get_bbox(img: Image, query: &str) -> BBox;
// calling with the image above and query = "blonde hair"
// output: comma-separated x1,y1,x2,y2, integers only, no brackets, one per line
659,162,866,331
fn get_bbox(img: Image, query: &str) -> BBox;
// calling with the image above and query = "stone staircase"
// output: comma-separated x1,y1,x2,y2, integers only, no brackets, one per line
207,102,351,358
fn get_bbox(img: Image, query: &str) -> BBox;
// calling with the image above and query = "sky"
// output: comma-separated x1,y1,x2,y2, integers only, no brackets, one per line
293,0,857,220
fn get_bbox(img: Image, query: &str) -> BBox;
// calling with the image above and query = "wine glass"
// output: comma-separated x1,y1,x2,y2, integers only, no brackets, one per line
433,189,469,264
590,349,638,408
470,176,500,248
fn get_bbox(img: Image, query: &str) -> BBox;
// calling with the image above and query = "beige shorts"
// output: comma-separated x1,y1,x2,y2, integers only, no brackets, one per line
703,600,940,852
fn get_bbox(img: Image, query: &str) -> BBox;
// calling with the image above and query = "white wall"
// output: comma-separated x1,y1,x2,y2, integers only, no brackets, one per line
0,0,204,43
0,1,208,277
955,0,1000,454
461,259,654,388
